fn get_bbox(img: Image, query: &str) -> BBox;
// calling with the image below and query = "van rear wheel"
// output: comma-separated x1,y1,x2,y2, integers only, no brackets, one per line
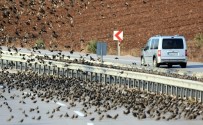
153,58,160,67
180,63,187,68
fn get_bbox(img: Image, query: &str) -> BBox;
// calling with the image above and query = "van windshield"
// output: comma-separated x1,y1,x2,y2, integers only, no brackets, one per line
162,38,183,49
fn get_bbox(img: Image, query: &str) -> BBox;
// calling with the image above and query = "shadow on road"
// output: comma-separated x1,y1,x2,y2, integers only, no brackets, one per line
186,65,203,68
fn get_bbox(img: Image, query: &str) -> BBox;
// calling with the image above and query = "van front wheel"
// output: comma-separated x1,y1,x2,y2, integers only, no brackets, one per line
141,57,145,66
153,58,160,67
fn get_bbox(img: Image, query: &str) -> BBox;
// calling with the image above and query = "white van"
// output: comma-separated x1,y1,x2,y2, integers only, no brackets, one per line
141,35,187,68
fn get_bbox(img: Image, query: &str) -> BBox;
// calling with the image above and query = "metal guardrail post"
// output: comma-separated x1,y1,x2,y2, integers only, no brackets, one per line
104,74,107,84
1,59,3,68
128,78,131,88
38,65,41,74
44,65,46,74
6,60,8,68
20,62,22,71
25,62,27,71
84,71,88,81
109,75,111,84
15,61,17,69
148,82,150,92
119,77,122,86
48,66,51,75
195,90,198,101
0,59,2,68
175,87,178,96
99,74,102,83
76,70,78,79
52,67,55,75
114,76,117,84
166,85,168,95
90,72,93,81
62,68,64,77
132,79,135,88
160,84,163,94
34,63,37,71
95,73,97,82
66,69,69,77
71,69,73,78
57,67,60,77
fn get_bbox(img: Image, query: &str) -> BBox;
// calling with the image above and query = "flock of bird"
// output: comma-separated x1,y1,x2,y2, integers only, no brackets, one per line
1,0,77,46
0,0,203,124
0,70,203,123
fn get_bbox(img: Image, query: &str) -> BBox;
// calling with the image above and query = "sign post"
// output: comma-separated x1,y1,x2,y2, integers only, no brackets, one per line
113,31,123,56
117,41,120,56
96,42,107,64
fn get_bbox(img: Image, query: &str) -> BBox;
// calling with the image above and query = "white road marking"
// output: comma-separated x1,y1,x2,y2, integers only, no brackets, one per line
74,111,85,117
23,91,34,96
56,102,67,107
87,123,94,125
0,85,4,89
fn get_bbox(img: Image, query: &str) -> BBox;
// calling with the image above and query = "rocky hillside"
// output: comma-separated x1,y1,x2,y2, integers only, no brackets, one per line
1,0,203,55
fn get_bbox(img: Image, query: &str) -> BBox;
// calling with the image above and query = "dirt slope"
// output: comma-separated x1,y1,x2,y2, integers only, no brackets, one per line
0,0,203,55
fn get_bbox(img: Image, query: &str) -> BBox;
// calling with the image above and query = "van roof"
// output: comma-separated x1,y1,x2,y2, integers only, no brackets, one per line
151,35,185,39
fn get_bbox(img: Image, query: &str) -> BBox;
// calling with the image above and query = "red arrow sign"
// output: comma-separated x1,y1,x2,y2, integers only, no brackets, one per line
113,31,123,42
115,31,122,41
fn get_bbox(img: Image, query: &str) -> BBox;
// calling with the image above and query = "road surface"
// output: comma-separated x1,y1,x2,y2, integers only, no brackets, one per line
1,46,203,73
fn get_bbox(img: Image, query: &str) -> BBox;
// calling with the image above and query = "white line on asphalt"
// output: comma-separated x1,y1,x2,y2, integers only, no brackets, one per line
56,102,67,107
0,85,4,89
87,123,94,125
74,111,85,117
23,91,34,96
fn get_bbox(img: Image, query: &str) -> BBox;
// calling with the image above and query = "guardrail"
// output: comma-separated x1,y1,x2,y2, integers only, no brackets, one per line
0,52,203,102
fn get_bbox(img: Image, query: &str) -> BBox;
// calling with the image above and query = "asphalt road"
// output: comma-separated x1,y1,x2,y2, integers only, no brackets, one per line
1,46,203,73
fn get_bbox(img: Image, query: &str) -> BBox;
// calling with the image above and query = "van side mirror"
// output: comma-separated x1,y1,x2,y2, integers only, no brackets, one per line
144,46,149,51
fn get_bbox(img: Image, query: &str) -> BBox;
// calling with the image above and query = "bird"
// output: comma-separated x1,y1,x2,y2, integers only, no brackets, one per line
90,56,95,61
99,115,104,120
7,118,12,122
106,114,112,118
70,50,74,54
19,119,24,123
115,57,119,59
64,113,69,117
113,114,119,119
49,115,54,118
32,116,35,120
37,116,41,120
90,117,95,121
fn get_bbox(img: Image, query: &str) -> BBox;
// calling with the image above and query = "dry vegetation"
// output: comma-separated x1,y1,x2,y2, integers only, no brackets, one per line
187,33,203,62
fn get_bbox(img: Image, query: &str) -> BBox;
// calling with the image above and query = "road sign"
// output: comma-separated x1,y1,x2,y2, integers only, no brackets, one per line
113,31,123,56
113,31,123,41
96,42,107,63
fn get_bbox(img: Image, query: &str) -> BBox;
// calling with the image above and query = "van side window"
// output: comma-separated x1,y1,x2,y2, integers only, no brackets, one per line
145,39,151,50
150,39,155,49
154,39,159,49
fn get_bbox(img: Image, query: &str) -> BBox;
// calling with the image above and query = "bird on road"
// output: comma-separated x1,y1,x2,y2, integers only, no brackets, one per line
90,117,95,121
